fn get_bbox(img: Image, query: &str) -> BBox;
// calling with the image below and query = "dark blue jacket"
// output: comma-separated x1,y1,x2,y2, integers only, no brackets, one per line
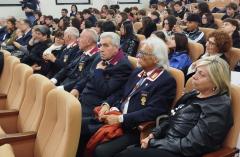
16,30,32,46
108,68,176,130
55,47,99,91
76,50,133,117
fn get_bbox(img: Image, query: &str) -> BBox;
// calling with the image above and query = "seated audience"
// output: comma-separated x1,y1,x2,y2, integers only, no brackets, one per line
174,13,205,45
120,20,139,57
92,35,177,157
138,16,157,38
58,17,70,31
200,13,218,29
82,9,97,27
151,11,161,24
0,17,17,45
173,1,188,20
188,30,232,75
21,25,52,74
42,30,65,78
102,21,116,33
116,56,233,157
222,18,240,48
221,2,239,20
136,9,146,22
106,9,116,21
168,33,192,74
116,12,128,30
162,15,177,36
197,2,211,18
5,19,32,53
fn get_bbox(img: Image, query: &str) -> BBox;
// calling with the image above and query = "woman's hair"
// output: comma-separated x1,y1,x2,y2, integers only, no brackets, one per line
162,15,177,31
208,30,232,53
141,16,157,38
198,2,210,16
71,4,78,12
101,5,109,12
202,13,215,24
71,17,81,30
121,20,134,38
196,56,231,94
174,33,188,52
59,17,70,31
223,18,239,31
119,12,128,23
54,30,64,39
95,19,105,34
102,20,116,32
152,30,167,42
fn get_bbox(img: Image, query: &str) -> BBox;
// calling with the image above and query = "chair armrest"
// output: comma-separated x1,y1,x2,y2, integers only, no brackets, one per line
138,121,155,131
0,94,7,110
0,131,36,145
138,121,156,141
0,110,19,117
203,147,239,157
0,94,7,99
0,110,19,133
0,132,36,157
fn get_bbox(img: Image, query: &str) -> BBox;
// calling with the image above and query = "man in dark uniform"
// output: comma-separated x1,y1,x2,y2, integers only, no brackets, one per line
71,32,133,117
49,27,80,83
73,32,133,156
52,29,99,92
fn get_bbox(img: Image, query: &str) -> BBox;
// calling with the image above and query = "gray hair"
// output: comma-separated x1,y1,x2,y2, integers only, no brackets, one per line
142,36,169,69
100,32,120,47
82,28,99,43
64,27,79,38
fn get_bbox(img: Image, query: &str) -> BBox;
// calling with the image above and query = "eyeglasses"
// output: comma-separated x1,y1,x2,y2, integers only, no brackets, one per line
137,50,154,57
207,40,216,46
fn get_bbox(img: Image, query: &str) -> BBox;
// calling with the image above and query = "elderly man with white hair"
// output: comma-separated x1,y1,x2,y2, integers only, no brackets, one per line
91,36,177,157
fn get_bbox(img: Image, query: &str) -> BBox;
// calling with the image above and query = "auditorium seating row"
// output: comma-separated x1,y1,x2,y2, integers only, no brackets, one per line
0,48,240,156
0,50,81,157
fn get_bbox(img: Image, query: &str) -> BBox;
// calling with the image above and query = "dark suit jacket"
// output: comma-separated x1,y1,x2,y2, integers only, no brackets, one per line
108,68,177,130
77,50,133,117
55,47,99,91
54,44,80,70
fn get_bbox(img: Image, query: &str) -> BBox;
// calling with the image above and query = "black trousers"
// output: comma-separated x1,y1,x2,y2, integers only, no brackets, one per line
76,117,103,157
93,132,140,157
115,147,185,157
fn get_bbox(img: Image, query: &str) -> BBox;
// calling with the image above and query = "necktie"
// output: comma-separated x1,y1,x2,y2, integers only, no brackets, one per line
120,72,147,112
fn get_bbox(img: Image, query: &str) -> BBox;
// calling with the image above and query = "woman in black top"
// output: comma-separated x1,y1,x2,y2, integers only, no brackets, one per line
120,20,139,57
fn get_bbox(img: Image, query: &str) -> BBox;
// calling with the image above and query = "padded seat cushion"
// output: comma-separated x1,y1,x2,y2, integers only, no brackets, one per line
0,144,15,157
0,126,6,135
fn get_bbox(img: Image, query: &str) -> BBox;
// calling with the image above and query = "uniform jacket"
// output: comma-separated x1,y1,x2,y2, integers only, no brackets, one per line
108,68,177,130
54,47,98,91
77,50,133,117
